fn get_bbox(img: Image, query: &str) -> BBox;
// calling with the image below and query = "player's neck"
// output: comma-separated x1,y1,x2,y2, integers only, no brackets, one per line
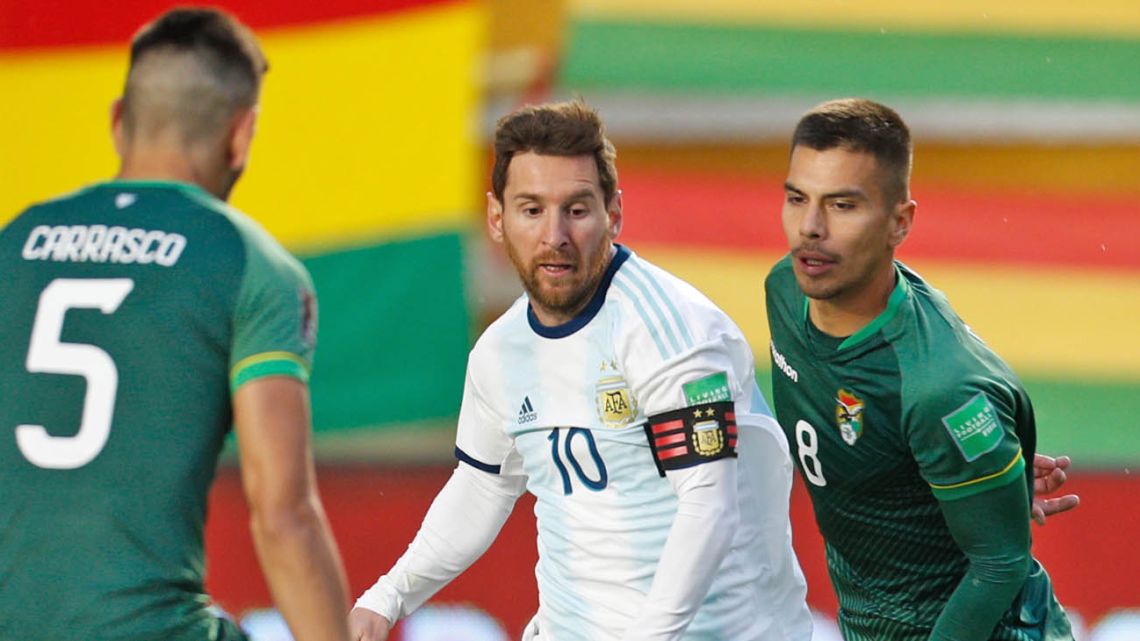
117,147,228,201
808,265,897,339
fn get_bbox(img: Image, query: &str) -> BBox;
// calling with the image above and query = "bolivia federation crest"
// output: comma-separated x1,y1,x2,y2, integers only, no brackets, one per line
835,388,865,446
596,374,637,428
692,407,724,457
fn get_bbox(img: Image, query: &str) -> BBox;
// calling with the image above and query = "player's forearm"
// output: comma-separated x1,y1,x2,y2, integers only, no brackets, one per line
355,464,523,622
250,495,350,641
622,459,739,641
931,480,1032,641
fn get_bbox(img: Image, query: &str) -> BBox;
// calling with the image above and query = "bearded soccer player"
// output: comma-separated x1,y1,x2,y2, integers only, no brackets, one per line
765,98,1074,640
349,101,811,641
0,9,349,641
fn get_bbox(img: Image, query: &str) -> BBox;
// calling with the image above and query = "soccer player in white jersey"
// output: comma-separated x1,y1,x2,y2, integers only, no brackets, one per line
349,101,812,641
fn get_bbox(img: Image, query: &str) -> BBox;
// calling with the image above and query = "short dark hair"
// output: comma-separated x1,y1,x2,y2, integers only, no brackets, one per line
491,100,618,204
791,98,912,201
129,7,267,94
120,8,267,143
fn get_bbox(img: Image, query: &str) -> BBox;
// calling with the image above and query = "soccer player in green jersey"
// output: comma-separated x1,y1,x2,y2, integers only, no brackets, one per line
765,98,1075,641
0,9,349,641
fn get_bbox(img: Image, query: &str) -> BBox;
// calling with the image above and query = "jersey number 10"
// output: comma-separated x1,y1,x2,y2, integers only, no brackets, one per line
548,427,608,495
15,278,134,470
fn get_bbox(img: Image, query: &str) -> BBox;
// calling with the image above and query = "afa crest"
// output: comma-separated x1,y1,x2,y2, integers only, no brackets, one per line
835,388,865,446
596,375,637,428
692,419,724,456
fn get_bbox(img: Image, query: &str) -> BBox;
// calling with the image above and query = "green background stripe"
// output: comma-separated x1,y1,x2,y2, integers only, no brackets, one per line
757,370,1139,468
562,20,1140,99
301,233,470,432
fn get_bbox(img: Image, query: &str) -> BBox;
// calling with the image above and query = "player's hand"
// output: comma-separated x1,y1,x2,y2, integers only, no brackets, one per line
1031,453,1080,526
348,607,392,641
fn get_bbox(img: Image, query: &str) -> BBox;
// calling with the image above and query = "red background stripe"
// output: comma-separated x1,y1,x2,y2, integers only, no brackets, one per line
618,169,1139,270
0,0,458,50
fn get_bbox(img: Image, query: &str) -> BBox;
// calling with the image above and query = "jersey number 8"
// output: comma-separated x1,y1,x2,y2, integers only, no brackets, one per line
15,278,134,470
795,420,827,487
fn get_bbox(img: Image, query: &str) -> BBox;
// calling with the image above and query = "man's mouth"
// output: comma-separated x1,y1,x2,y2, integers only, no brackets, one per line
795,249,837,276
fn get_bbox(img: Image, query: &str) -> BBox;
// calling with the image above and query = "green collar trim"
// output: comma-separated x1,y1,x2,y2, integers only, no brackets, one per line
95,179,212,200
801,266,910,351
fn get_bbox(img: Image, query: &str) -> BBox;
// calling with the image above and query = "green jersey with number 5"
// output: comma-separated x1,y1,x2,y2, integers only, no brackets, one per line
765,256,1070,641
0,181,317,641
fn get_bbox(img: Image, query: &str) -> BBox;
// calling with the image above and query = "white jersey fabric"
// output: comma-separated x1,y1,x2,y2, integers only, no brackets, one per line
360,246,810,640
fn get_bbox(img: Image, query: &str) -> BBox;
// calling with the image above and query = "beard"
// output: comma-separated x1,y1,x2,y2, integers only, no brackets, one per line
505,235,613,322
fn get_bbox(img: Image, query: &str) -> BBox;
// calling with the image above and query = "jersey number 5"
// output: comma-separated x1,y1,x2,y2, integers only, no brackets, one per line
795,420,827,487
15,278,134,469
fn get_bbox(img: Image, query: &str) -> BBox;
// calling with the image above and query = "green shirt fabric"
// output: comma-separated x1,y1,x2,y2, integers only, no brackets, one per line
0,181,316,641
765,256,1072,641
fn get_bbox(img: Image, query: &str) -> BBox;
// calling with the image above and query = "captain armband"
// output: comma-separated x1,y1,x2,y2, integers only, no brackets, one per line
644,401,737,476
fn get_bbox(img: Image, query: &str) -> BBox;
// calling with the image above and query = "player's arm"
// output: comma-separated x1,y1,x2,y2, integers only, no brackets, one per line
910,383,1037,641
622,337,748,641
350,462,526,639
931,478,1032,640
234,376,351,641
624,457,739,641
351,359,526,640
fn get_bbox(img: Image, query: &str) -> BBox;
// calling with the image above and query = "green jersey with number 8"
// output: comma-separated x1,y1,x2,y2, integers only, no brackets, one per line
0,181,317,641
765,256,1071,641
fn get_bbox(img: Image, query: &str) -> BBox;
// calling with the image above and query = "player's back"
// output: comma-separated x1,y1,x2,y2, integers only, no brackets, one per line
0,181,267,640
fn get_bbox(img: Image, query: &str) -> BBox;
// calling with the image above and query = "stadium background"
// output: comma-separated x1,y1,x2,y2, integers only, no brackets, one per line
2,0,1137,638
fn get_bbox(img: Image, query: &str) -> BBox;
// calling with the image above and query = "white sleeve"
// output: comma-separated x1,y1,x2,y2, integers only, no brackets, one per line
621,458,739,641
353,464,525,622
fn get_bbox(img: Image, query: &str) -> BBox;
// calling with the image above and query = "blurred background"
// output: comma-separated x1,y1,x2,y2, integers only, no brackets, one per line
2,0,1137,639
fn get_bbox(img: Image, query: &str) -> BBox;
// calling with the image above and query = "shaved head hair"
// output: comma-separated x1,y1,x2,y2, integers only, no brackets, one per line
120,8,267,147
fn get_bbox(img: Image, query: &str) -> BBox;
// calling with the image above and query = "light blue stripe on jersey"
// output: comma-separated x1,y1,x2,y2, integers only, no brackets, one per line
625,260,695,351
618,266,685,356
612,277,671,360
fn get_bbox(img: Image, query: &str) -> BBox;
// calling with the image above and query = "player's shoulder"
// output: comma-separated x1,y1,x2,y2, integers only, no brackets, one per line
608,248,742,345
469,295,529,362
893,264,1024,417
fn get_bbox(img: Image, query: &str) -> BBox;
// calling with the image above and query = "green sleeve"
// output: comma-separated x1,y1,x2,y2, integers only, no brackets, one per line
930,479,1032,640
905,379,1027,500
228,216,317,392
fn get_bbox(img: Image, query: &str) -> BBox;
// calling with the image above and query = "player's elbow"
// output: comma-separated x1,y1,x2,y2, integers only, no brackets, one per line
969,549,1032,597
248,491,325,547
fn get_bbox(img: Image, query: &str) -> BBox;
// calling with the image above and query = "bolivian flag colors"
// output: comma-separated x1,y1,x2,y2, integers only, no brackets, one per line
560,0,1140,467
1,0,485,432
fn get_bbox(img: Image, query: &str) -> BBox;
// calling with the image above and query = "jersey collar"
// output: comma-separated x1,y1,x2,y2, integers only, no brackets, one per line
96,178,212,199
527,244,631,339
801,263,911,351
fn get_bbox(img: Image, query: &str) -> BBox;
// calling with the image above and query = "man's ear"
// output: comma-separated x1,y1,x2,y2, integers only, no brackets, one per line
890,199,917,248
608,189,624,240
111,98,127,158
227,107,258,171
487,191,505,244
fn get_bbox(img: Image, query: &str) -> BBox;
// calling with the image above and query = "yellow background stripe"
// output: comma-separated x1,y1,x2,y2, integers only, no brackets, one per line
0,3,485,253
635,245,1140,381
571,0,1140,36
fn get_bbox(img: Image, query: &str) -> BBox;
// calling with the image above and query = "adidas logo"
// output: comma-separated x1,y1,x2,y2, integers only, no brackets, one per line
517,396,538,424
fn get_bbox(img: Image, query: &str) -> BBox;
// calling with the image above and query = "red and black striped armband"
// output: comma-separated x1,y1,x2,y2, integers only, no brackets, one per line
643,401,738,476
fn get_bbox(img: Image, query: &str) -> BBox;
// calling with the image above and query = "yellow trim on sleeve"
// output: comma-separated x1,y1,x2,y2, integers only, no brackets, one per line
929,447,1023,491
230,350,310,380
